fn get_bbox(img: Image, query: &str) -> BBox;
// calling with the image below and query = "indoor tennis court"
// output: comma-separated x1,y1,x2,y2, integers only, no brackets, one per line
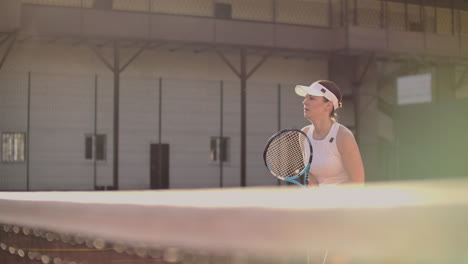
2,0,468,263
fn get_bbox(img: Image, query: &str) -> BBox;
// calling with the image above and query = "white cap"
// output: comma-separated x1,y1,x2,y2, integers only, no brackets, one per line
295,81,340,109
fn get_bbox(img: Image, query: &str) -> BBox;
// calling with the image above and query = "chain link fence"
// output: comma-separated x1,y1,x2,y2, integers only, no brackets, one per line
19,0,468,37
436,6,454,35
386,1,405,31
23,0,333,27
276,0,329,27
218,0,274,22
461,10,468,36
22,0,93,8
350,0,468,36
330,0,344,28
407,3,423,32
355,0,383,28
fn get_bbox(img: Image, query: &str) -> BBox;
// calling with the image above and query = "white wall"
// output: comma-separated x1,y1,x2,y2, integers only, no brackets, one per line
0,72,28,190
0,40,327,190
0,0,21,31
29,73,95,190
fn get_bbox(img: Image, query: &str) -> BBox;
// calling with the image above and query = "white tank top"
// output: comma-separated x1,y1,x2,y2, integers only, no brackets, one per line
305,122,349,185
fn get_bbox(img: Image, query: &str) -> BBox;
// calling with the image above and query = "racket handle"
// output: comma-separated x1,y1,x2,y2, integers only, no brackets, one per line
284,178,306,188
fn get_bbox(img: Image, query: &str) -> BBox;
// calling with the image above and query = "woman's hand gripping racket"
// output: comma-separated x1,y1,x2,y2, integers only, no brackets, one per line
263,129,313,187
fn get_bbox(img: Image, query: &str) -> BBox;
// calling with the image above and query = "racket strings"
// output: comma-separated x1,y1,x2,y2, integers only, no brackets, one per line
265,131,310,178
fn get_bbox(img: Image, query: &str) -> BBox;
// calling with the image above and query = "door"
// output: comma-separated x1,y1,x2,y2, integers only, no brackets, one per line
150,144,169,189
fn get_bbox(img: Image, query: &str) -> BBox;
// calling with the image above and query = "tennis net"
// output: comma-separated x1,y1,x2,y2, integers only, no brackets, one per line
1,180,468,263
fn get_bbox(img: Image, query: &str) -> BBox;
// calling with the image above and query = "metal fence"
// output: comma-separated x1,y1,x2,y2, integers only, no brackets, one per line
22,0,94,8
21,0,331,26
349,0,468,36
22,0,468,35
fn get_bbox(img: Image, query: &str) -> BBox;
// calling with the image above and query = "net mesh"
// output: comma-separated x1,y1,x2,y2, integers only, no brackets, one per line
2,181,468,263
265,130,310,178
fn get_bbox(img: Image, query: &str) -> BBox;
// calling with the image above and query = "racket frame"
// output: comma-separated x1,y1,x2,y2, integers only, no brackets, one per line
263,129,313,187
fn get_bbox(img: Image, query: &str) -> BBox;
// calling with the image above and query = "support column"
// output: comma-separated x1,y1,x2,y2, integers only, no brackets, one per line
240,49,247,187
216,48,272,187
90,41,149,190
0,31,17,71
112,41,121,190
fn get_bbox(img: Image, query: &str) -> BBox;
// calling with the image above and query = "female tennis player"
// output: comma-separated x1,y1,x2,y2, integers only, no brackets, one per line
295,80,365,186
296,80,365,264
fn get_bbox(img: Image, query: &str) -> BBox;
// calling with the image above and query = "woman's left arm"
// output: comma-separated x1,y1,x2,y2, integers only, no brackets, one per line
337,126,365,184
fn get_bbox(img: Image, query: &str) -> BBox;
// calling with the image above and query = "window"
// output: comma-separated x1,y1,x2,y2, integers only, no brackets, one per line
85,134,106,161
397,73,432,105
1,132,26,162
210,136,229,162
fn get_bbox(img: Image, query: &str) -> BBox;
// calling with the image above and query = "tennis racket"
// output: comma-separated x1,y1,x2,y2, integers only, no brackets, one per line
263,129,313,187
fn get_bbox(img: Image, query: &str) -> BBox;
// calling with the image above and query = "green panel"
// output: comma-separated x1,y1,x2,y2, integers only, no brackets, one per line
438,100,468,178
395,99,468,180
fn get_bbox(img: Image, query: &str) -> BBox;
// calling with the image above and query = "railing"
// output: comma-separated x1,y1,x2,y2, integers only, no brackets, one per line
349,0,468,36
22,0,331,27
21,0,468,36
